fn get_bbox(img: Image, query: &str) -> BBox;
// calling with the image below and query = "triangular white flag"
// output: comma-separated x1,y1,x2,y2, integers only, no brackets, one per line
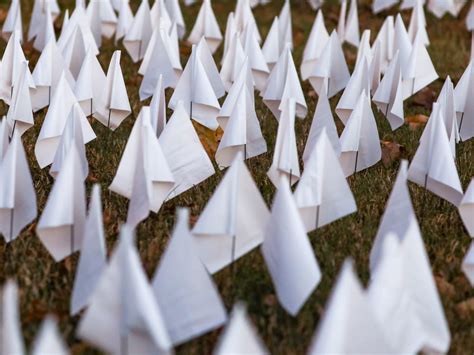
71,184,107,316
1,0,23,43
344,0,360,47
152,208,227,345
374,16,395,72
339,91,381,177
301,10,329,81
37,145,87,262
193,155,270,274
31,316,68,355
28,0,60,42
115,1,134,44
454,60,474,141
241,22,270,92
165,0,186,38
77,225,172,355
35,73,95,169
295,128,357,233
149,74,167,137
436,76,460,157
110,107,174,228
33,1,55,52
372,0,398,13
214,303,268,355
123,0,153,62
159,101,215,199
308,259,394,354
220,33,247,91
373,51,405,130
95,50,131,130
262,16,283,70
187,0,223,53
307,31,350,98
408,0,430,46
408,103,463,206
303,87,340,163
267,98,300,187
262,176,321,315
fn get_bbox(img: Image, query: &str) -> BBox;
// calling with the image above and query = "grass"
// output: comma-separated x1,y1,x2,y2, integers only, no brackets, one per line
0,0,473,353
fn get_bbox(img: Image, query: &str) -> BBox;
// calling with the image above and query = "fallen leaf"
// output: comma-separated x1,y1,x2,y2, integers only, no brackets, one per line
264,294,278,307
308,90,317,99
192,120,223,158
86,173,98,183
405,114,429,130
455,297,474,319
381,141,405,167
435,276,456,299
412,87,436,109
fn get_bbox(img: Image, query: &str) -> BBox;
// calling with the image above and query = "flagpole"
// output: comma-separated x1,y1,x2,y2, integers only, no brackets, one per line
107,108,112,129
10,208,14,243
289,169,292,188
353,151,359,175
458,112,465,142
315,205,320,231
230,234,237,300
48,86,51,106
90,98,93,118
10,120,17,141
121,334,128,355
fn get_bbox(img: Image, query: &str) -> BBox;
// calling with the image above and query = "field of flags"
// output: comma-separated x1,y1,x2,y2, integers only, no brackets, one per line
0,0,473,353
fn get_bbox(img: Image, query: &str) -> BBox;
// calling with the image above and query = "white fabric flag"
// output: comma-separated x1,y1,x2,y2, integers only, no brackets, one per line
49,102,94,180
222,12,237,62
394,14,412,73
436,76,460,157
462,240,474,286
220,33,246,92
339,91,381,177
235,0,261,43
308,0,324,10
193,155,270,274
187,0,223,54
459,179,474,237
454,60,474,141
368,217,451,354
31,316,68,355
374,16,394,72
1,280,25,355
355,30,373,67
402,30,438,100
35,73,95,169
369,160,415,271
373,51,405,130
307,31,350,98
110,107,174,228
408,0,429,46
74,47,106,117
28,0,60,42
37,145,86,262
344,0,360,47
95,50,131,130
301,10,329,81
71,184,107,316
159,101,215,199
86,0,103,47
169,45,221,130
428,0,465,18
31,38,76,112
262,176,321,316
279,0,293,49
77,225,172,355
0,132,37,244
152,208,227,345
6,61,35,137
1,0,22,43
214,303,268,355
123,0,153,63
60,10,70,39
196,38,226,100
262,44,307,120
87,0,118,41
336,58,370,124
165,0,186,39
216,61,267,168
115,1,134,44
372,0,398,13
241,22,270,92
139,26,182,99
337,0,347,43
401,0,425,9
262,16,283,70
295,128,357,233
408,103,463,206
149,74,167,137
267,98,300,187
303,87,340,163
308,259,393,354
62,26,97,80
150,0,172,31
33,1,55,52
0,31,35,105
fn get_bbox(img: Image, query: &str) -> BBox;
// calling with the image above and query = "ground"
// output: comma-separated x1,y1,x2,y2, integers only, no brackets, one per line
0,0,473,353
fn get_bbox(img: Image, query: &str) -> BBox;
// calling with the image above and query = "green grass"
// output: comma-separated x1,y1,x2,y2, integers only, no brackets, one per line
0,0,473,354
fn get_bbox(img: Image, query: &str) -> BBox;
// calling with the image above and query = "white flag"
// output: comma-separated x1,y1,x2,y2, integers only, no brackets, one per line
459,179,474,237
0,280,25,355
454,60,474,141
123,0,153,62
301,10,329,81
187,0,222,54
32,316,68,355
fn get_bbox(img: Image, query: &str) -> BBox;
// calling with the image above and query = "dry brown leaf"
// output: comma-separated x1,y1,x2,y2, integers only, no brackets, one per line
192,120,223,158
435,276,456,299
455,297,474,319
405,114,429,130
86,173,98,183
381,141,405,167
308,90,317,98
413,87,436,109
0,9,7,23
